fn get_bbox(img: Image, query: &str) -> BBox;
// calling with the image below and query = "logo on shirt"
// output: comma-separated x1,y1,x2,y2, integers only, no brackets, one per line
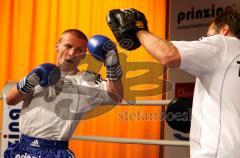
55,78,74,91
30,139,40,147
15,153,41,158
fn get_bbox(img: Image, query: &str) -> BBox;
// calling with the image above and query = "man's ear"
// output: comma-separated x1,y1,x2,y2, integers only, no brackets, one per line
55,42,59,52
220,24,230,36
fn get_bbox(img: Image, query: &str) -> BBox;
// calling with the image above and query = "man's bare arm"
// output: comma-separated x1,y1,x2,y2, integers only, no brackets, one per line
107,79,123,103
6,86,29,105
137,30,181,68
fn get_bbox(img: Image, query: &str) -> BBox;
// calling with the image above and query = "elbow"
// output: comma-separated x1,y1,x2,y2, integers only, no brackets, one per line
155,43,181,68
160,56,169,66
107,80,124,104
115,85,124,104
6,92,24,106
6,96,18,106
112,92,123,104
159,52,181,68
163,58,180,68
157,54,170,67
116,95,123,104
109,89,123,104
6,95,21,106
5,86,25,106
160,57,175,68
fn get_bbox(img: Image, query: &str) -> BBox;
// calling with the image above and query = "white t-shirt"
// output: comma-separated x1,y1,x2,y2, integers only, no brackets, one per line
19,71,115,141
172,35,240,158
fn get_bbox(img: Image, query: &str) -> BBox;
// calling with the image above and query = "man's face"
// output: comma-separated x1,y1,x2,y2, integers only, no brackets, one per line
55,33,87,72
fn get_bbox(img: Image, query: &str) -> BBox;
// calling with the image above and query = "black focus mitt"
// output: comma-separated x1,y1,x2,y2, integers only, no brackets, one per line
107,8,148,51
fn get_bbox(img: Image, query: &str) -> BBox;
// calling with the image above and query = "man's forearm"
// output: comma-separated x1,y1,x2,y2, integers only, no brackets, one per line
107,79,123,103
6,86,29,105
137,30,181,68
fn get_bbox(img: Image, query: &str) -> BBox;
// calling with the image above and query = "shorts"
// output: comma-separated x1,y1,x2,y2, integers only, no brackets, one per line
4,134,75,158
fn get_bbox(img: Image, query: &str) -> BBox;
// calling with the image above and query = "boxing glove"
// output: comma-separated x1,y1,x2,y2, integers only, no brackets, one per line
17,63,61,95
87,35,122,80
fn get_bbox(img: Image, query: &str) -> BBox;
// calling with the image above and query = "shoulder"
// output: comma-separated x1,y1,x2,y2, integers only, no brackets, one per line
172,35,227,53
199,35,232,49
201,35,225,42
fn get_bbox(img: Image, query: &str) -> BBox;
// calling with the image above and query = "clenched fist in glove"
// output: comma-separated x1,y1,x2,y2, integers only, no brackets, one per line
17,63,61,95
107,8,148,51
88,35,122,81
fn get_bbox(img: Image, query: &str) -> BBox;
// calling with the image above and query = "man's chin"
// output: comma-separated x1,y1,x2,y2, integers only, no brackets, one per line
59,63,74,72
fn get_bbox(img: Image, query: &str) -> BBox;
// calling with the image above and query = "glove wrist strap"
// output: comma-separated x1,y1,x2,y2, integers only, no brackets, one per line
106,64,123,81
17,73,40,95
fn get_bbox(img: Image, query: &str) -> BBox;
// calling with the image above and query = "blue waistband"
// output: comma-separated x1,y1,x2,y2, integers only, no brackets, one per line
20,134,69,149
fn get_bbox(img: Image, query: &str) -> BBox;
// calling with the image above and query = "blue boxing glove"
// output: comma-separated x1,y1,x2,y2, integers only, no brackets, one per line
88,35,122,80
17,63,61,95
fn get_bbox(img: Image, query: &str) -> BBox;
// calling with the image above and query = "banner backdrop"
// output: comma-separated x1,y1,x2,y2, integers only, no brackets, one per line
166,0,240,158
1,83,22,157
170,0,240,41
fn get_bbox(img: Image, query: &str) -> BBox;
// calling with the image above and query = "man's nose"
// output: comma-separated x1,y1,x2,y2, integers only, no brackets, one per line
69,48,78,56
